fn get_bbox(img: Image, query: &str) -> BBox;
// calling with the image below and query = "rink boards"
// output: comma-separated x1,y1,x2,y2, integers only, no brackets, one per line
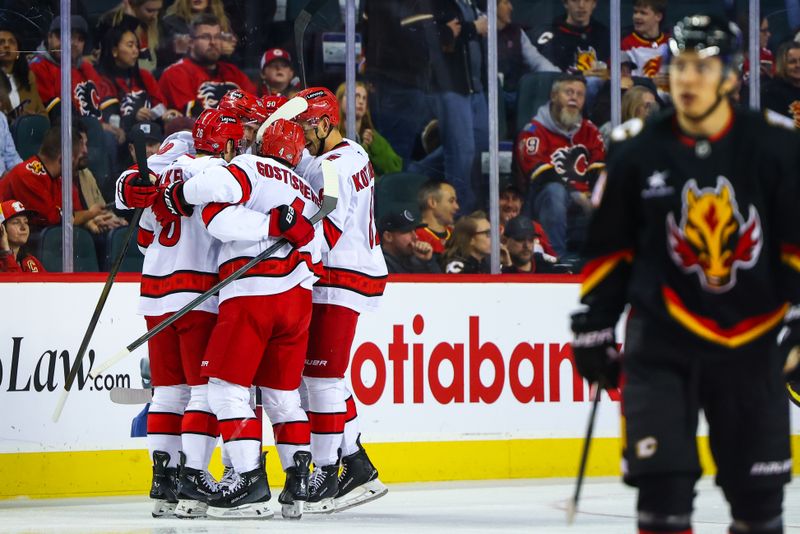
1,274,798,499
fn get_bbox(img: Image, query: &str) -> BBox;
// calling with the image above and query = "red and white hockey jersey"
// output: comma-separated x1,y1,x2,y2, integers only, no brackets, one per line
185,154,323,303
115,131,196,210
137,154,227,316
301,140,388,313
621,32,669,78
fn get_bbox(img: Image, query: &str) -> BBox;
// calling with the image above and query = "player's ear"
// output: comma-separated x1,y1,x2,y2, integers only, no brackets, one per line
721,68,739,97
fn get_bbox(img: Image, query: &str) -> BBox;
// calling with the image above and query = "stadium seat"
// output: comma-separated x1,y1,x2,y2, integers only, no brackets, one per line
81,116,110,184
375,172,430,222
36,225,100,272
12,114,49,159
516,72,562,134
105,226,144,273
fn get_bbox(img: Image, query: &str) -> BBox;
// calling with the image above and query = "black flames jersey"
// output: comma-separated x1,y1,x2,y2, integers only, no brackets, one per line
579,109,800,351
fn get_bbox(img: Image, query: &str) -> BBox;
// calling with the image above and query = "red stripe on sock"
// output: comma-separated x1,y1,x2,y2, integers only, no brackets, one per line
219,418,262,442
273,420,310,445
181,410,218,437
147,411,183,435
308,411,346,434
345,395,357,422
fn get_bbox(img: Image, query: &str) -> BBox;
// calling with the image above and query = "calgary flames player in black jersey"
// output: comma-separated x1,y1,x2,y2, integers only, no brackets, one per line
570,14,800,534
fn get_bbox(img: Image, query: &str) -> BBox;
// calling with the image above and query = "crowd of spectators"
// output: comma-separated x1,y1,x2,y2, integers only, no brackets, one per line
0,0,795,275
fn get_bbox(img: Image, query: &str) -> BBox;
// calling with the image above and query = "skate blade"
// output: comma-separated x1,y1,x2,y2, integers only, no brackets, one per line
333,478,388,512
206,501,274,519
302,497,335,514
151,499,177,518
175,499,208,519
281,501,304,519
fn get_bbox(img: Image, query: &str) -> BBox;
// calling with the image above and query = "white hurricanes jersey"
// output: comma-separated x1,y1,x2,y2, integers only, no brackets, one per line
137,154,226,316
115,131,197,210
187,153,323,303
301,139,387,313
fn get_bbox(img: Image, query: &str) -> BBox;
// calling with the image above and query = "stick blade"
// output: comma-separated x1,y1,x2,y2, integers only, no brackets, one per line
565,498,577,525
52,388,69,422
257,97,309,141
320,159,339,200
89,347,131,379
110,387,153,405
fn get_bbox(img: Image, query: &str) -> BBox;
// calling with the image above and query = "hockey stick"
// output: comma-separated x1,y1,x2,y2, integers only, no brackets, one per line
52,137,152,423
294,0,327,88
110,387,153,404
566,384,601,524
255,96,308,145
90,160,340,378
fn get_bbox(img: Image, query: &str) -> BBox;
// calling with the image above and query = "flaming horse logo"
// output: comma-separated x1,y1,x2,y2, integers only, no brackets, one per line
666,177,762,293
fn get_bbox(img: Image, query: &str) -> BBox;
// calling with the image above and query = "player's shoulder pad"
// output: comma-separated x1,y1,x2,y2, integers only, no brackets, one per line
610,118,644,143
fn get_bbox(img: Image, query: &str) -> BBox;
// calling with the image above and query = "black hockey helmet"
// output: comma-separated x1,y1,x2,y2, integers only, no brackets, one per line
669,14,743,69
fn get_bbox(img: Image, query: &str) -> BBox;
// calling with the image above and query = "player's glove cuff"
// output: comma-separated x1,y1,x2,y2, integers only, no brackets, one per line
120,171,158,208
162,181,193,217
570,310,621,389
268,198,314,248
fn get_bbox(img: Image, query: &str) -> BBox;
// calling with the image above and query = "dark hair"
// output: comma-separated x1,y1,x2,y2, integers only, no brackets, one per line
38,124,84,160
0,28,31,91
417,179,449,213
633,0,667,16
776,41,800,81
97,25,144,87
190,13,221,36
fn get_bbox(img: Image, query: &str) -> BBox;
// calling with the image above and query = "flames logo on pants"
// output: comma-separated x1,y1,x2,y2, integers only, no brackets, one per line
666,177,762,293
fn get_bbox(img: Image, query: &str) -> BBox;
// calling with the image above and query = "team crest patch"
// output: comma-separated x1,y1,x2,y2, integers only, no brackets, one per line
26,159,47,176
666,177,761,293
575,47,598,71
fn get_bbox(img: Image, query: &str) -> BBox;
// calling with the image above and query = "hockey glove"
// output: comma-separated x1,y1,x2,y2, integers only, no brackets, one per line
570,310,621,389
268,198,314,248
152,181,193,227
120,170,159,208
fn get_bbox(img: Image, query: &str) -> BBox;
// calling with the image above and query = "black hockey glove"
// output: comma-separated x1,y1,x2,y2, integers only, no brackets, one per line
268,198,315,248
570,310,621,389
152,181,193,227
778,306,800,383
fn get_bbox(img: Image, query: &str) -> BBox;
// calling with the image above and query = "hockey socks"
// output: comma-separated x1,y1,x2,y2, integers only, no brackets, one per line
341,391,360,456
260,386,311,470
181,384,219,471
147,385,190,468
304,377,346,467
208,379,262,473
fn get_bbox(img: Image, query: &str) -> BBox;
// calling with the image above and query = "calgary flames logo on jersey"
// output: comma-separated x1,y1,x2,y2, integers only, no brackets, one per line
198,81,240,111
667,177,761,293
74,81,101,118
25,158,46,176
574,47,598,71
789,100,800,129
643,56,662,77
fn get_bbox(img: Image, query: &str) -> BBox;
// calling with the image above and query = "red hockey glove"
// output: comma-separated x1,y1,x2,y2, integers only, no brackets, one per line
570,310,621,389
120,170,159,208
152,181,193,227
268,198,314,248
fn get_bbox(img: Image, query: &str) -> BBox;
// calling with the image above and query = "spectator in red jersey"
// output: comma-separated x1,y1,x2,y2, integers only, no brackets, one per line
514,74,605,257
158,13,256,116
416,179,459,258
379,209,440,274
0,126,107,232
761,41,800,128
258,48,298,98
96,26,175,135
743,16,774,82
621,0,669,90
0,199,45,272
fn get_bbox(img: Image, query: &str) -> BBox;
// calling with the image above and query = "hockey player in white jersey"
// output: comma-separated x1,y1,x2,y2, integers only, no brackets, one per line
218,89,270,155
137,109,244,519
293,87,389,512
163,118,321,519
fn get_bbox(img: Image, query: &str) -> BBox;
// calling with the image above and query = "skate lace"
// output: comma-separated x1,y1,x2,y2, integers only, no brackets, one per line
309,468,327,492
219,466,237,486
220,472,244,496
200,471,219,492
338,462,348,482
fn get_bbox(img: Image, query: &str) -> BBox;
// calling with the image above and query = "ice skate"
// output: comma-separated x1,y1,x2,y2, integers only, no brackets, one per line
333,436,388,512
206,452,273,519
278,451,311,519
303,464,338,514
174,452,220,519
149,450,178,518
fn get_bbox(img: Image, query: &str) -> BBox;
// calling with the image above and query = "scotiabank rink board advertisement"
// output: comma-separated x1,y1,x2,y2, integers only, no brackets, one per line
1,278,798,498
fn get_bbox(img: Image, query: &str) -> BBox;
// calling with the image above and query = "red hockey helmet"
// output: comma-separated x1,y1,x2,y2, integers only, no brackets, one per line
193,108,245,154
295,86,339,126
261,95,289,120
259,118,305,167
219,89,268,124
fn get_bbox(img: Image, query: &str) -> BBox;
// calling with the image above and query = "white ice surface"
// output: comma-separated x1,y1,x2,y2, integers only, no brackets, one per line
0,477,798,533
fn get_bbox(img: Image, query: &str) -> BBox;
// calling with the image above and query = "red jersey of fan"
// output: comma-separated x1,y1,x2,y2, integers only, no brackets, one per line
0,156,83,227
158,57,257,116
0,251,45,272
29,55,105,118
415,226,452,254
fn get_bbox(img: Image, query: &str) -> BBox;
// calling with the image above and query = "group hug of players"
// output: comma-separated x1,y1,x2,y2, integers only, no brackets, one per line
114,87,388,520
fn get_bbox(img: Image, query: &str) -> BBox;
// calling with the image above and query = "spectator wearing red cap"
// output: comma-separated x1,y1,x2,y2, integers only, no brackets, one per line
0,199,45,272
158,13,255,116
258,47,298,98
